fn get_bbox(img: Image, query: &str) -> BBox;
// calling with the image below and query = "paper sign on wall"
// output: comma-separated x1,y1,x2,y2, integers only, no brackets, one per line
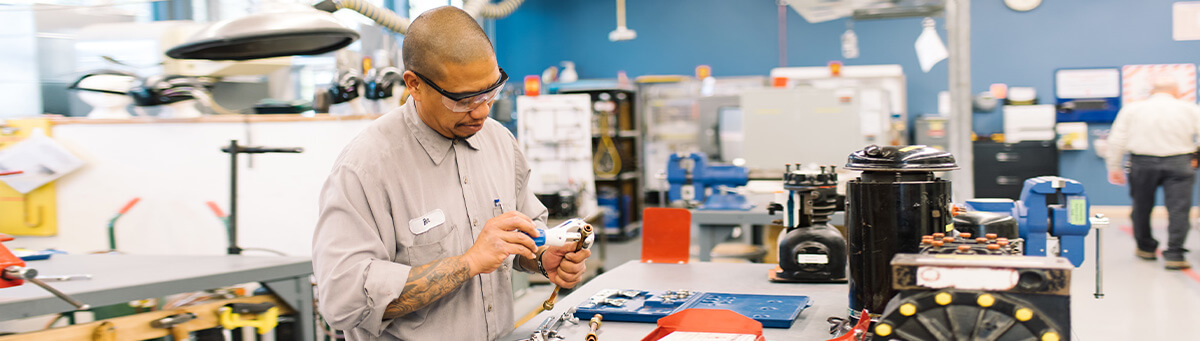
1174,2,1200,41
0,129,84,194
1122,64,1197,105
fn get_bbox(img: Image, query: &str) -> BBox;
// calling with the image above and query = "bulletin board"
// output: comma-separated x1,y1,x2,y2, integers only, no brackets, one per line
1054,68,1121,122
0,118,58,236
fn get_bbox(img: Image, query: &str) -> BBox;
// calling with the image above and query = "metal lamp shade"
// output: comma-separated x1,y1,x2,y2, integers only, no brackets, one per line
166,10,359,61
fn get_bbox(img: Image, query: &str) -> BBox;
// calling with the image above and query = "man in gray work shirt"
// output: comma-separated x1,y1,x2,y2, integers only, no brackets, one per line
312,6,591,340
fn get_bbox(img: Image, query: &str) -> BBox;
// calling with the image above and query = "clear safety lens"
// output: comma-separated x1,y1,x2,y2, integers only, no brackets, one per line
442,82,505,112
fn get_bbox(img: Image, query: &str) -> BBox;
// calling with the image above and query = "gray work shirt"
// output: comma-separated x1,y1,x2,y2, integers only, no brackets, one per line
313,100,548,340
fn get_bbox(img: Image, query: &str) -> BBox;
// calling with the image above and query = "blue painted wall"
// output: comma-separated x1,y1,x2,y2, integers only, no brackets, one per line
494,0,947,115
972,0,1200,205
493,0,1200,205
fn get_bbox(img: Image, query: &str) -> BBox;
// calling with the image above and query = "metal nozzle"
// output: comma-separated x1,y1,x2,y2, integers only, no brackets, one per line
4,266,90,310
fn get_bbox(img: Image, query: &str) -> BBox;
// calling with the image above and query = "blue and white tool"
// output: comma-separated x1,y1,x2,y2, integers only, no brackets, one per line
495,199,595,248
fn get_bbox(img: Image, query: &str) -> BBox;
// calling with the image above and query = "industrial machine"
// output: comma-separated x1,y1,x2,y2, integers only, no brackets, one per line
963,176,1092,267
666,153,750,210
874,254,1074,341
832,145,1098,341
843,145,957,320
768,164,847,283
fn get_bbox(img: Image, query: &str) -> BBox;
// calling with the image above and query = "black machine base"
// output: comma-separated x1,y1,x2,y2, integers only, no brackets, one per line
768,267,848,283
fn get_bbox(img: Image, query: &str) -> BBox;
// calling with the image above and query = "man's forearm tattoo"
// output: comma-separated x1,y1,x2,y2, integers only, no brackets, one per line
383,255,472,319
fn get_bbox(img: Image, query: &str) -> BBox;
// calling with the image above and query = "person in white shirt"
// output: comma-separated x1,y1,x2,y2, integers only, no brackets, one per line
1106,77,1200,270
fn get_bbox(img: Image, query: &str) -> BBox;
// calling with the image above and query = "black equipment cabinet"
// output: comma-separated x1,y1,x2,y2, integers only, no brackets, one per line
973,140,1058,200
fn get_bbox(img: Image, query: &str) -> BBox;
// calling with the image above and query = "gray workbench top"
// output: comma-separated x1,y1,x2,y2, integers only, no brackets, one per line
0,254,312,321
505,261,849,340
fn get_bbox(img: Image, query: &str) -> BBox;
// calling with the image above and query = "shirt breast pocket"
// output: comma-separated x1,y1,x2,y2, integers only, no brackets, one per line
407,222,458,267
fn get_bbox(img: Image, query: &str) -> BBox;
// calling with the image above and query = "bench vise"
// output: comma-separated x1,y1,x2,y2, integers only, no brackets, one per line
666,153,750,210
965,176,1091,266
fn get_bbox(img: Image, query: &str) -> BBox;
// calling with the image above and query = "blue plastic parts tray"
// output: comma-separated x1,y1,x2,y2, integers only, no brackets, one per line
572,289,811,328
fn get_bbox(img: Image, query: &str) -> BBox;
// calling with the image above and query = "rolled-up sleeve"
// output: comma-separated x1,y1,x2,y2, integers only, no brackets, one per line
312,164,410,336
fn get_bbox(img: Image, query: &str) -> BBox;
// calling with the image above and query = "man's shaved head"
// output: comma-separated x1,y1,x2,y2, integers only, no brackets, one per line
403,6,495,83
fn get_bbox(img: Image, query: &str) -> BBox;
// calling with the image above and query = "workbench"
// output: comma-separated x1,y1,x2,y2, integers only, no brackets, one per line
504,261,849,340
0,254,314,339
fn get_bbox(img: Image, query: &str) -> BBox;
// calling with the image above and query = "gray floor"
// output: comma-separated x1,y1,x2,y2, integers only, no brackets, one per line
513,206,1200,340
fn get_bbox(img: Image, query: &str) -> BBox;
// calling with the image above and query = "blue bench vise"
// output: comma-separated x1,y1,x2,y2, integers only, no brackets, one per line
666,153,750,210
965,176,1091,266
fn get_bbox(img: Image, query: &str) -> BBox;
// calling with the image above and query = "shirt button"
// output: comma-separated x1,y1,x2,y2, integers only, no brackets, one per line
488,304,493,312
463,177,468,184
472,219,478,226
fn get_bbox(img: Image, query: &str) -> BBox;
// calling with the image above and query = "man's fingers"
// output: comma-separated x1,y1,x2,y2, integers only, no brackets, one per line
503,243,537,260
498,232,538,256
557,259,585,275
564,249,591,263
503,215,539,237
554,270,583,287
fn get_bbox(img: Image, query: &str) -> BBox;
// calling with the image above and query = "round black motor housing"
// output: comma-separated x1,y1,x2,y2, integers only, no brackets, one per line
844,145,957,320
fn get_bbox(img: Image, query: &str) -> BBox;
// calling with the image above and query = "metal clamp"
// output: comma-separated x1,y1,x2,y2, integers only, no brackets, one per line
520,308,579,341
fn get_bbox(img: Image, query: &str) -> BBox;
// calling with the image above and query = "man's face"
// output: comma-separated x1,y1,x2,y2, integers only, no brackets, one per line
405,58,502,139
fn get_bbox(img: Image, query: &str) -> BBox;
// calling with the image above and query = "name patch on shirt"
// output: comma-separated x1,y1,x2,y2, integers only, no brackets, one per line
409,209,446,235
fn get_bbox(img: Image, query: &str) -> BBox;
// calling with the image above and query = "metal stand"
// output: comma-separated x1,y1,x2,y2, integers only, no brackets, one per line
220,140,302,255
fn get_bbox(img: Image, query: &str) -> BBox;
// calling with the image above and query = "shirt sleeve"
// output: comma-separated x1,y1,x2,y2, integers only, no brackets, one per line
1106,105,1132,172
312,164,410,336
511,137,549,274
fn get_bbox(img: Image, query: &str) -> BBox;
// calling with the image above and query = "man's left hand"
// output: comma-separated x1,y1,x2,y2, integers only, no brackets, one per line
541,245,591,289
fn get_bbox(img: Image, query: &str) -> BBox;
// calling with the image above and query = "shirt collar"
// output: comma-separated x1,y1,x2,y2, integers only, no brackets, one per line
1150,92,1177,100
403,101,482,166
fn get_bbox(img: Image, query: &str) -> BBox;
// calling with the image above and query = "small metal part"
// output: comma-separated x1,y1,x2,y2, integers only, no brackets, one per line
37,274,93,282
586,314,602,341
617,290,641,298
601,298,627,307
152,312,197,341
1091,213,1109,299
528,309,578,341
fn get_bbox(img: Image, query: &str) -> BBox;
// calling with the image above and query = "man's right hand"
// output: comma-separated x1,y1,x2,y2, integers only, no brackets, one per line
1108,170,1127,185
462,211,539,276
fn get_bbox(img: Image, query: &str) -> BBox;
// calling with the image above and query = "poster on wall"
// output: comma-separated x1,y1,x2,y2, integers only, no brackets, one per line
1121,64,1197,105
1174,2,1200,41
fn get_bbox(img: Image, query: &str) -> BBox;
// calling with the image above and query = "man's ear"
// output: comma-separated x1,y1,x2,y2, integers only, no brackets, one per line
403,71,421,100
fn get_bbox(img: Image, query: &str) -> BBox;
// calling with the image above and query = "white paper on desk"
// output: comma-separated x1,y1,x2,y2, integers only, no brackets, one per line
659,331,758,341
915,26,948,73
0,129,85,194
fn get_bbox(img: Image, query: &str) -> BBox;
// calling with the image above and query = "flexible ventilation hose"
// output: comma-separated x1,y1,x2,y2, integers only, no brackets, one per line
333,0,411,34
479,0,525,18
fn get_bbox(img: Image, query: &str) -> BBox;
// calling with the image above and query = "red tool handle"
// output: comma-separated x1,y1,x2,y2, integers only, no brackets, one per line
0,171,22,176
206,201,226,218
119,198,141,215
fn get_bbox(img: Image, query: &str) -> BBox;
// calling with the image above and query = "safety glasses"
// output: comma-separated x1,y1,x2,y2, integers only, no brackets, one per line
412,68,508,113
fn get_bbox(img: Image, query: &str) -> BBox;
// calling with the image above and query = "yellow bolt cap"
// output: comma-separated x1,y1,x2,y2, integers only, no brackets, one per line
1042,331,1060,341
935,292,953,305
977,294,995,307
1015,308,1033,322
875,323,892,337
899,303,917,316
